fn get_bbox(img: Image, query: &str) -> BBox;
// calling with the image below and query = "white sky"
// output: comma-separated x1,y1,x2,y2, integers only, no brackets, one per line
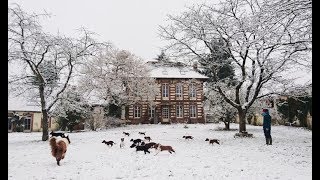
8,0,208,61
8,123,312,179
8,0,311,86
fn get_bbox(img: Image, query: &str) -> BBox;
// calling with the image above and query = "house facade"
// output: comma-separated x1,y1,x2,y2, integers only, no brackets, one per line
125,61,208,124
8,96,59,132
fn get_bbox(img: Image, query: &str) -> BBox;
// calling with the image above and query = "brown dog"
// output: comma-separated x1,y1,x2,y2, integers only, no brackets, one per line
49,136,70,166
154,143,175,155
205,138,220,145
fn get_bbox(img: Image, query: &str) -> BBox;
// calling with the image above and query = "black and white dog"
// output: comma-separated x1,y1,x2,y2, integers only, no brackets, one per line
130,138,143,145
50,131,65,138
130,143,151,154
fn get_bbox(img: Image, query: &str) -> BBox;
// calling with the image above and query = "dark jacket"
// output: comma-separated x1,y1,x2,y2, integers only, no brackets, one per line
262,112,271,129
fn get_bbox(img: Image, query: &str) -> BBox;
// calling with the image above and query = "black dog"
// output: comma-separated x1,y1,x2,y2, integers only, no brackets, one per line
130,138,142,145
137,142,156,149
123,132,130,136
130,143,150,154
205,138,220,145
138,132,146,135
144,136,152,141
145,142,157,149
50,131,65,138
183,135,193,140
102,140,116,146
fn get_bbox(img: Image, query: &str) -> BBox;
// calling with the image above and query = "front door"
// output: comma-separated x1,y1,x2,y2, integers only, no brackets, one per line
162,106,170,123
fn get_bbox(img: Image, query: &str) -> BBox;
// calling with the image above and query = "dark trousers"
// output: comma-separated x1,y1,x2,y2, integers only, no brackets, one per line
263,128,272,145
263,128,271,138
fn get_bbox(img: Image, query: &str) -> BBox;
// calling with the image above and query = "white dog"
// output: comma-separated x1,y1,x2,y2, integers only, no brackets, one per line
120,138,125,148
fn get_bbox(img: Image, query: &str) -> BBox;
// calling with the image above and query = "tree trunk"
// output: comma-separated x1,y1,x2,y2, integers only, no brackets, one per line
224,121,230,130
238,109,246,132
39,85,49,141
41,109,49,141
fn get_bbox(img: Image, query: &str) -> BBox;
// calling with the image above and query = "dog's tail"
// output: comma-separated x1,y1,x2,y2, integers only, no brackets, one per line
49,137,58,157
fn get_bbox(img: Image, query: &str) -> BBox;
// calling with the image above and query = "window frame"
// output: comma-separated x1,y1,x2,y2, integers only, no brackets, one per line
190,105,197,118
176,83,183,98
162,83,169,98
134,105,141,118
189,83,196,98
176,104,183,118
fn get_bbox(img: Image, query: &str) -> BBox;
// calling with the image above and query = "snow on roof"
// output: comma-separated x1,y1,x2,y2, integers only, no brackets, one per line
8,96,41,112
148,63,209,79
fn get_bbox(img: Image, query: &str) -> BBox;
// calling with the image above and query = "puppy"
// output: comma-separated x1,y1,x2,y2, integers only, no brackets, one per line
205,138,220,145
144,136,152,142
102,140,116,146
139,132,146,135
123,132,130,136
120,138,125,148
50,131,65,138
183,135,193,140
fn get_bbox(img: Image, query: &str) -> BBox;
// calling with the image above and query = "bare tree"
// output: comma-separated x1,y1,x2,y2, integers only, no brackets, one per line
8,4,104,141
159,0,311,133
79,47,159,114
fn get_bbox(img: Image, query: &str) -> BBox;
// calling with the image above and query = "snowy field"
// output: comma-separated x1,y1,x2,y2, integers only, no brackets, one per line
8,123,312,180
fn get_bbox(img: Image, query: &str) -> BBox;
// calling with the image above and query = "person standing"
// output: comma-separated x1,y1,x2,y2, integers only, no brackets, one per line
262,109,272,145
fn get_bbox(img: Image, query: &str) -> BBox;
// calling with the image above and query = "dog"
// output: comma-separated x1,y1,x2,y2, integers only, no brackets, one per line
183,135,193,140
50,131,65,138
145,142,157,149
137,142,156,149
205,138,220,145
123,132,130,136
102,140,116,146
144,136,152,142
154,143,175,155
130,143,151,154
120,138,125,148
139,132,146,135
49,135,70,166
130,138,142,145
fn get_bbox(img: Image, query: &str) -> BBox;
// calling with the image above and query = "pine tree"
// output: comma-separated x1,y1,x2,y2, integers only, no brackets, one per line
198,38,236,86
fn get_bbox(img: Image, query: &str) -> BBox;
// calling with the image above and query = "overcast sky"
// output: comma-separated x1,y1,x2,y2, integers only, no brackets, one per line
8,0,311,85
8,0,209,61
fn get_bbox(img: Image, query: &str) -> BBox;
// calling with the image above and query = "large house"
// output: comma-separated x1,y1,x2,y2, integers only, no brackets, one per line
124,61,208,124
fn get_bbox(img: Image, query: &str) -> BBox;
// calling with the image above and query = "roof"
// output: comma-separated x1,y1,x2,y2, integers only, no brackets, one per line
8,96,41,112
147,61,209,79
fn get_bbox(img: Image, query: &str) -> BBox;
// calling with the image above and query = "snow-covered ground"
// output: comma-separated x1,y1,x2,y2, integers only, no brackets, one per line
8,123,312,180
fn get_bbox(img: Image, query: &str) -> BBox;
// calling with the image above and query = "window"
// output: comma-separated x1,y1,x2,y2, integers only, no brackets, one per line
162,106,169,119
176,83,183,98
189,83,196,98
190,105,197,118
24,117,31,130
162,83,169,98
148,106,155,118
134,106,141,118
176,104,183,118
